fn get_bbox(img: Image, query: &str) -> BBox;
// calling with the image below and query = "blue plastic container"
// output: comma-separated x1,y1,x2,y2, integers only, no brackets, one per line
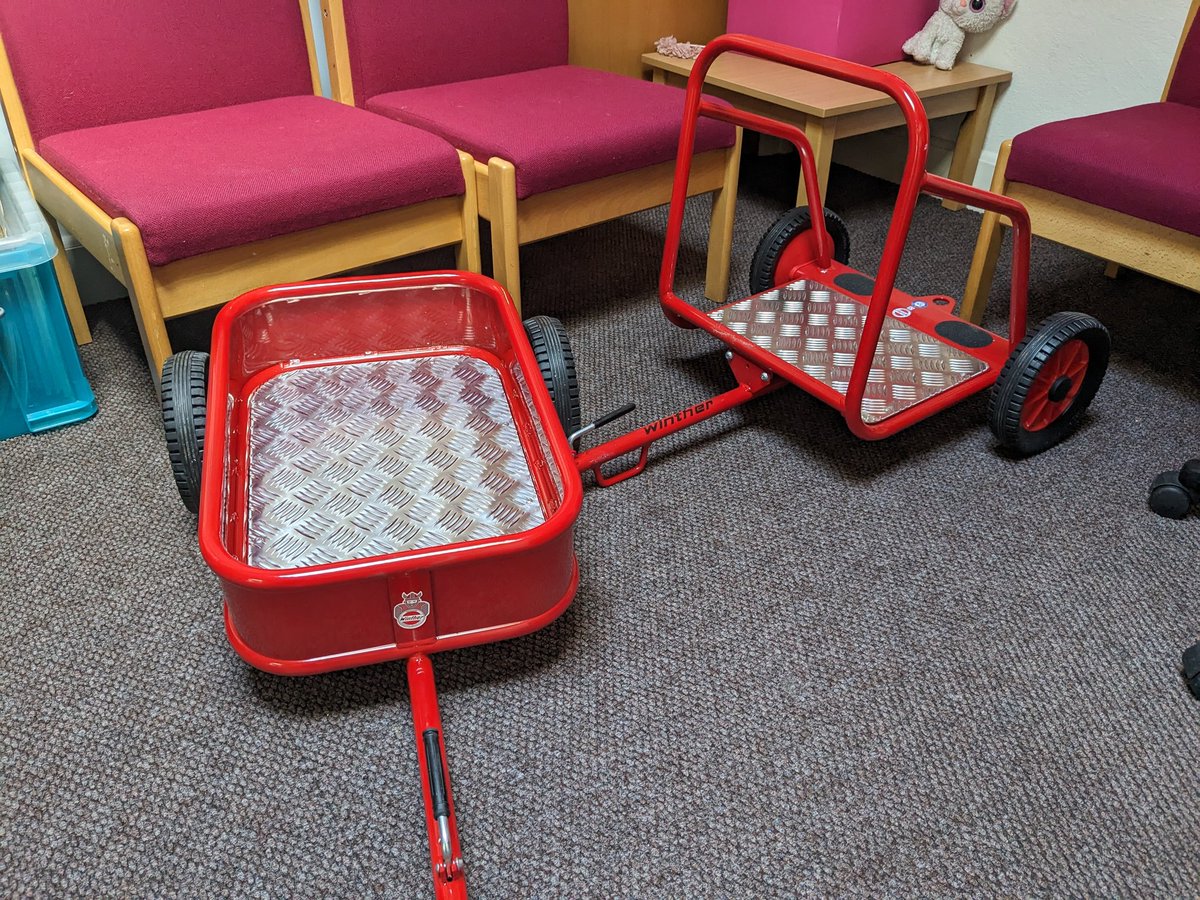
0,145,96,440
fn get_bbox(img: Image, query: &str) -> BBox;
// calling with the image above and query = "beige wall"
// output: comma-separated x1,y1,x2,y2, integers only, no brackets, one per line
835,0,1193,189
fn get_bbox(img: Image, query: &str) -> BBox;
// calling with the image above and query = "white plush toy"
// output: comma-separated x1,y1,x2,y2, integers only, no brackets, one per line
903,0,1016,71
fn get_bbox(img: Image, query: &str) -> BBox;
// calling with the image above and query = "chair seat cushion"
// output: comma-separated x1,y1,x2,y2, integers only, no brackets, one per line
1007,102,1200,238
39,95,465,267
366,65,737,200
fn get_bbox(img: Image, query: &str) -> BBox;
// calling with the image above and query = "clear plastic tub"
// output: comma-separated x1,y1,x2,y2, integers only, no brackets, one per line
0,142,96,440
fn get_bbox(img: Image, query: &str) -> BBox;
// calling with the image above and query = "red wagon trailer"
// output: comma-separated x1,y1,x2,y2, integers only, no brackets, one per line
168,272,583,898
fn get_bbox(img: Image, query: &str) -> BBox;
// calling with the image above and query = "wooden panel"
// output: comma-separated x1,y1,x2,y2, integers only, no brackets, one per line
1008,184,1200,293
834,91,978,139
319,0,355,104
516,149,728,243
642,51,1010,118
22,153,124,281
569,0,728,79
1163,0,1200,99
153,198,465,318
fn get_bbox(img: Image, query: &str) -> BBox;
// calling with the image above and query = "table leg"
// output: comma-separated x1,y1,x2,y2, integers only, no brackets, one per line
651,68,667,85
943,83,998,211
796,118,836,209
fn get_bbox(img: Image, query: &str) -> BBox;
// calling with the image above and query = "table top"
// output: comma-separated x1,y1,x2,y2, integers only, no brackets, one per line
641,51,1012,118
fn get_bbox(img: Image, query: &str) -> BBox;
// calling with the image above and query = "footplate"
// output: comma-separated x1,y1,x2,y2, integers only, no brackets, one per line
709,280,988,423
244,355,544,569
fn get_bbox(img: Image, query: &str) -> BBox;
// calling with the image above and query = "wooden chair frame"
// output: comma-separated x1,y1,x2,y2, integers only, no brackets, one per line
961,0,1200,324
320,0,741,312
0,0,481,384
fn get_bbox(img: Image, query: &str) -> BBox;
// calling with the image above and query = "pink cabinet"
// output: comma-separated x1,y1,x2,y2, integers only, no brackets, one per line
726,0,931,67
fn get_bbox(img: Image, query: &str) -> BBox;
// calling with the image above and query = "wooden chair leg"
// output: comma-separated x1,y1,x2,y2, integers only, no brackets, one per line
961,140,1014,324
487,158,522,312
111,218,172,385
41,209,92,344
455,151,482,273
962,211,1005,324
705,129,743,304
797,118,836,208
943,83,997,211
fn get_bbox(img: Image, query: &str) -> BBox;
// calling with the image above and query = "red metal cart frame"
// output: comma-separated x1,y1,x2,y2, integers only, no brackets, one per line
575,33,1035,486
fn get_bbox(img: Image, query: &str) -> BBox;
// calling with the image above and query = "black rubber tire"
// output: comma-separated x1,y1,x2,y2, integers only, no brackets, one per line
522,316,581,437
1183,642,1200,700
1148,471,1193,520
989,311,1109,456
161,351,209,514
748,206,851,295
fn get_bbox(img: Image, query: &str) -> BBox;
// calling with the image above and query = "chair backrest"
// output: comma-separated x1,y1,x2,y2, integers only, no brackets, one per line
328,0,569,106
1165,0,1200,107
0,0,318,148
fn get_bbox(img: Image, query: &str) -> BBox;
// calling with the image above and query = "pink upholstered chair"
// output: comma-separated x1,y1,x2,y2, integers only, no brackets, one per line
962,0,1200,322
320,0,742,310
0,0,480,383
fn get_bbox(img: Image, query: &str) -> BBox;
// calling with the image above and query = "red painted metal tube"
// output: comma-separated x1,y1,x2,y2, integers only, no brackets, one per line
574,378,778,483
659,34,1033,442
659,34,933,441
407,654,467,899
923,172,1031,345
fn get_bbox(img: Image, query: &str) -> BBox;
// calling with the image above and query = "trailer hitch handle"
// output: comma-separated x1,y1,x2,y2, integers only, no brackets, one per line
570,402,637,451
422,728,454,869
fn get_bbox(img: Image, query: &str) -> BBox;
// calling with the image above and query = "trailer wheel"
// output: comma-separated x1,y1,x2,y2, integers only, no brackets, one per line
1183,642,1200,700
749,206,850,295
161,350,209,514
989,312,1109,456
523,316,581,437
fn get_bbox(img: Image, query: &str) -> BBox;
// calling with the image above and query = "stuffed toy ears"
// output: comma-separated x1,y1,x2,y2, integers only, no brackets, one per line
1001,0,1017,18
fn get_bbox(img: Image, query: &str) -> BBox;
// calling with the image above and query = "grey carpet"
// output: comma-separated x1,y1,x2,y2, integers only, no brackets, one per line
3,158,1199,898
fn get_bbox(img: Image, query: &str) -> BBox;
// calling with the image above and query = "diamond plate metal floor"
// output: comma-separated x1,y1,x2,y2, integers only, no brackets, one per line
244,355,544,570
709,280,988,423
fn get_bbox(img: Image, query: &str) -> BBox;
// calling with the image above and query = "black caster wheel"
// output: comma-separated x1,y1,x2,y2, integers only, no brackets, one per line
1149,471,1195,519
748,206,850,295
1179,458,1200,495
1183,642,1200,700
1148,458,1200,519
989,311,1109,456
160,350,209,514
522,315,581,438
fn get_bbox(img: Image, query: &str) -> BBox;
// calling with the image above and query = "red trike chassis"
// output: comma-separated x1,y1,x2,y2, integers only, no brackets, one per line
577,33,1034,486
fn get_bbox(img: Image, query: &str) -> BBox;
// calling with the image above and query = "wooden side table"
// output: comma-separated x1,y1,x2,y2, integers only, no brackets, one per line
642,51,1012,211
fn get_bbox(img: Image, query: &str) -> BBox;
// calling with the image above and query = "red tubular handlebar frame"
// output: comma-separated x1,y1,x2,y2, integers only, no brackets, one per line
659,33,1033,440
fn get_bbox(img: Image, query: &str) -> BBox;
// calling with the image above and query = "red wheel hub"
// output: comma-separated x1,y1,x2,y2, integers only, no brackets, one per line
773,228,821,285
1021,338,1090,432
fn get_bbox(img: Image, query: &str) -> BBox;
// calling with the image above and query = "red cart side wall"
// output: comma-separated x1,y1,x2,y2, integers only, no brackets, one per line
429,526,576,636
220,527,576,668
224,283,513,399
222,576,393,664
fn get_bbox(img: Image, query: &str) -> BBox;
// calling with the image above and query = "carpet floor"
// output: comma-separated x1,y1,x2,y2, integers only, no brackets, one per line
3,157,1199,898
